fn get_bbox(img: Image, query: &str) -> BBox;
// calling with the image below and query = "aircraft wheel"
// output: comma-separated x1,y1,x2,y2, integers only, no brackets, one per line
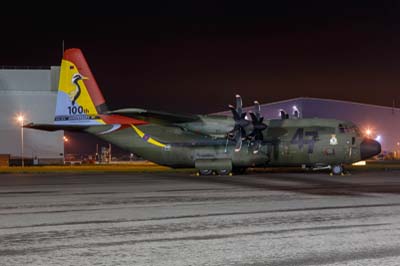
199,169,213,176
216,169,231,175
332,165,344,175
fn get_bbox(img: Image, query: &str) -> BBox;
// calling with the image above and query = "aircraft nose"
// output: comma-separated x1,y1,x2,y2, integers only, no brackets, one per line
360,139,381,160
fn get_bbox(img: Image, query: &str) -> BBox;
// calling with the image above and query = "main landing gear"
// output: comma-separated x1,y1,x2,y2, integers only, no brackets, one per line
197,169,233,176
196,166,249,176
198,169,213,176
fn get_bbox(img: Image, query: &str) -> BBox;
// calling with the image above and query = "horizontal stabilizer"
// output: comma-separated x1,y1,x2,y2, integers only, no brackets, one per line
108,108,200,124
24,123,90,132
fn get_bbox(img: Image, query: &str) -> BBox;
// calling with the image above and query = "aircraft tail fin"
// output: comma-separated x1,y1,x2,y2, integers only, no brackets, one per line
55,48,109,125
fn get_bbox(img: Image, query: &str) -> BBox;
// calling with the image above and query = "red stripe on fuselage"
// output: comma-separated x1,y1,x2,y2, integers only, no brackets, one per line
98,114,148,125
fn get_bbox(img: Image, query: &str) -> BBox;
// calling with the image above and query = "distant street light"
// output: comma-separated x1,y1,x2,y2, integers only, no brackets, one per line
16,114,24,167
63,136,69,143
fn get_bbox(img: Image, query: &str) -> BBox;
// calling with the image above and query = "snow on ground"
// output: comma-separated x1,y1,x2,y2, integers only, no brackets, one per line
1,171,400,265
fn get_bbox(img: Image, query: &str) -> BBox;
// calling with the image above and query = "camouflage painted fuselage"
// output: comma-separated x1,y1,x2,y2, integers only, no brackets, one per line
85,117,366,169
28,48,380,173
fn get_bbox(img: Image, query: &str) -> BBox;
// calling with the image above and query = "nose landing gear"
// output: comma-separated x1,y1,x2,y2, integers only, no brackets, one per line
312,164,345,175
331,164,344,176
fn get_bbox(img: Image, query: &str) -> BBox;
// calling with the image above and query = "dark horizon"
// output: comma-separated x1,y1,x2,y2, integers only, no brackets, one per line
2,3,400,114
3,2,400,155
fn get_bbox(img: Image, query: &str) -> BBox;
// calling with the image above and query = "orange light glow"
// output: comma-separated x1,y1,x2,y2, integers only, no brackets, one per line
16,114,25,125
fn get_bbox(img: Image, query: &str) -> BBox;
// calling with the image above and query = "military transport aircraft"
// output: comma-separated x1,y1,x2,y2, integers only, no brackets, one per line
26,48,381,175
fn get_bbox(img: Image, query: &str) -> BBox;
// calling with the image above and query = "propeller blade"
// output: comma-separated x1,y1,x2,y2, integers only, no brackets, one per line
240,127,247,138
249,112,257,122
255,132,264,141
228,94,254,152
254,101,260,112
256,123,267,131
229,105,240,120
253,140,261,154
235,94,243,115
234,135,242,152
254,101,261,120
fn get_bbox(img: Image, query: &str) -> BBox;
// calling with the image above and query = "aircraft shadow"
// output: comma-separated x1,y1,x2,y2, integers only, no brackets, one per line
163,171,400,196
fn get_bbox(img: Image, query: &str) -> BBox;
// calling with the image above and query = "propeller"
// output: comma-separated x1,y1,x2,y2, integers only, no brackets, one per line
248,101,267,154
228,95,250,152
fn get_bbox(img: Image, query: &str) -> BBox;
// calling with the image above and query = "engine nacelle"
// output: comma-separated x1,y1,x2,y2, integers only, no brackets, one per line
181,115,235,138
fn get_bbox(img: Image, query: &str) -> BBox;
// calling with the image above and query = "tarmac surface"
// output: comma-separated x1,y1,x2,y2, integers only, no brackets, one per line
1,170,400,265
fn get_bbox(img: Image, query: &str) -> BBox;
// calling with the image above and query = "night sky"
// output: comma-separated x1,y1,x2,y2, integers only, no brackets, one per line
3,2,400,155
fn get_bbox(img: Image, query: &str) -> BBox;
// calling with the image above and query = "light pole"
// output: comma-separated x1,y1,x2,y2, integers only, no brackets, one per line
16,114,24,167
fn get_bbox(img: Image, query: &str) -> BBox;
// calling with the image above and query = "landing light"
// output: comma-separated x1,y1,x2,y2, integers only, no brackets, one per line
352,161,366,166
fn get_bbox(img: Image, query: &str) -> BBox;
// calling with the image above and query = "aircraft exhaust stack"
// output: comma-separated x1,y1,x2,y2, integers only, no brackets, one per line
292,105,300,119
280,110,289,120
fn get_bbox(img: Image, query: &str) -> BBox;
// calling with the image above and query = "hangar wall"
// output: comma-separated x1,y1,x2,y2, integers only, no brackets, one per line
0,67,63,163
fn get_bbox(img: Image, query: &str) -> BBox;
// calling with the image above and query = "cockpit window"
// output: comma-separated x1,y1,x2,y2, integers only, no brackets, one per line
318,127,335,134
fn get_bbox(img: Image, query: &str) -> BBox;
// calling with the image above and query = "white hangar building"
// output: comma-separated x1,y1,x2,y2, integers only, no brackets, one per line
0,67,63,165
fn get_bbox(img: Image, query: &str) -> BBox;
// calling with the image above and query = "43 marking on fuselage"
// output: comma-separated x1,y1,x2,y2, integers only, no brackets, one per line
291,128,319,153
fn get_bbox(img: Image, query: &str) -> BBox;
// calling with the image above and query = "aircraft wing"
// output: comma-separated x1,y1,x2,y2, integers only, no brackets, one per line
24,123,91,131
107,108,200,124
